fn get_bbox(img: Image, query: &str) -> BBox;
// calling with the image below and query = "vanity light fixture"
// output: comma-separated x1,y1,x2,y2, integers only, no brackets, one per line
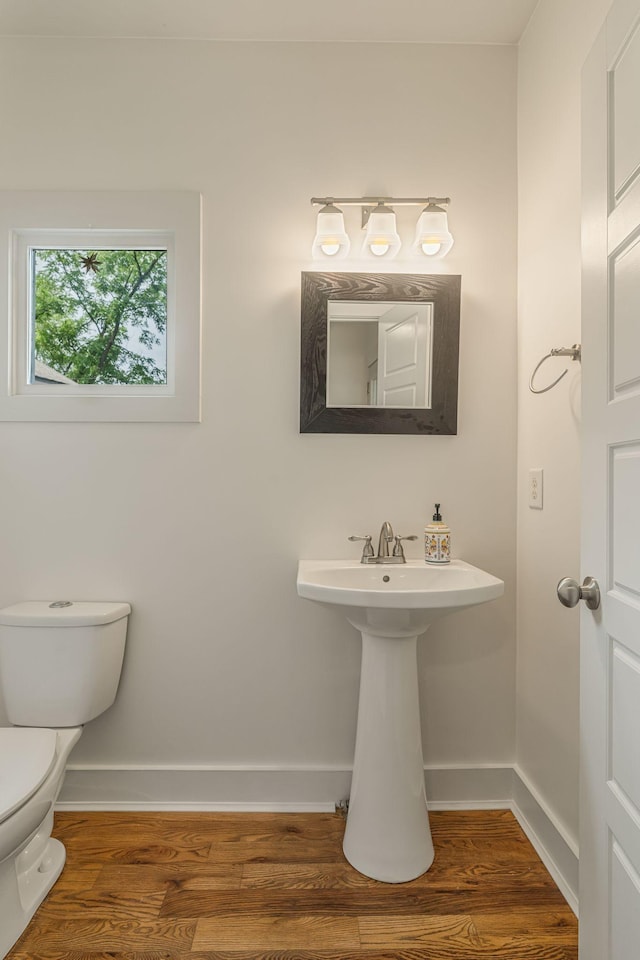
413,202,454,259
311,203,350,259
361,202,401,259
310,196,453,261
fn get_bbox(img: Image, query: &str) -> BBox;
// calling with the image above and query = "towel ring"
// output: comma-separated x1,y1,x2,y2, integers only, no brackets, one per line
529,344,582,395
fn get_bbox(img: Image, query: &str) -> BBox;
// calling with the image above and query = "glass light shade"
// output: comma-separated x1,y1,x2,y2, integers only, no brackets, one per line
312,204,350,259
413,205,454,259
362,206,401,260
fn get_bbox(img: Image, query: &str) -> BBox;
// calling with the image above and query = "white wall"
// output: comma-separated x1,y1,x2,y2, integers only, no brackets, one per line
0,38,517,801
327,323,370,407
517,0,612,845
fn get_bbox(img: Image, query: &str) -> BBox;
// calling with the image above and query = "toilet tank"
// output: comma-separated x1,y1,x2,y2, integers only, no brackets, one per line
0,601,130,727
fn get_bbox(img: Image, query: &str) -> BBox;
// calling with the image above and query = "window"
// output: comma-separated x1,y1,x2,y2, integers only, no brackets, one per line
31,247,168,387
0,191,201,421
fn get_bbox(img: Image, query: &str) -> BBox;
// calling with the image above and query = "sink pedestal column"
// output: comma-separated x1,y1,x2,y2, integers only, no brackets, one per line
343,631,434,883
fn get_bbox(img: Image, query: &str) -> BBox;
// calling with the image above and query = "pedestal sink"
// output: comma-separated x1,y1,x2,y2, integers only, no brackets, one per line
296,559,504,883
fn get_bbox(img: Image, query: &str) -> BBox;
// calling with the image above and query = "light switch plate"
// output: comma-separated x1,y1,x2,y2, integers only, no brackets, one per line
529,468,543,509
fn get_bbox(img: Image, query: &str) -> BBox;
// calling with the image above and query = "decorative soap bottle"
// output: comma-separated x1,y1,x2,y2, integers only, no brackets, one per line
424,503,451,564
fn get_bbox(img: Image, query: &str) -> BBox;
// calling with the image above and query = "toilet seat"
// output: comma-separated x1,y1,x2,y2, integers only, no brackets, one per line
0,728,58,825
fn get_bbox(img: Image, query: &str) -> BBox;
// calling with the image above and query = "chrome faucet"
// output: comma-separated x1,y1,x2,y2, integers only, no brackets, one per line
349,522,418,564
377,520,394,560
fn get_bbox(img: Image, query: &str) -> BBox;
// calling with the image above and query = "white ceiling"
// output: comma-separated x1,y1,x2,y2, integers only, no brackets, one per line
0,0,539,44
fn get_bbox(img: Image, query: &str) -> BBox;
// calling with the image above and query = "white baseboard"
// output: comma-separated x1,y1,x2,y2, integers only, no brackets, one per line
57,762,514,811
56,799,338,813
58,763,353,809
57,761,578,912
425,763,513,808
511,765,579,916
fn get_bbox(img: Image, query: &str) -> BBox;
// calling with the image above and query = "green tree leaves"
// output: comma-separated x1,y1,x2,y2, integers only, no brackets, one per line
33,248,167,385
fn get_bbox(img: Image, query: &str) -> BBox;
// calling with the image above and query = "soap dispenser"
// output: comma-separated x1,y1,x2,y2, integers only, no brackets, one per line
424,503,451,564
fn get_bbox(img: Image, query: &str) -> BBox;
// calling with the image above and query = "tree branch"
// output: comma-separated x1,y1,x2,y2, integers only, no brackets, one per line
95,252,165,378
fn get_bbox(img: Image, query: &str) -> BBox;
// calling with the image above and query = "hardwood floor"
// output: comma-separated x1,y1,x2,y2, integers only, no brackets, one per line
7,809,578,959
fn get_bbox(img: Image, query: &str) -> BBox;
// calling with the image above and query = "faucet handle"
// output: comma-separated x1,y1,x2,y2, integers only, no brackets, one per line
392,535,418,559
348,535,374,562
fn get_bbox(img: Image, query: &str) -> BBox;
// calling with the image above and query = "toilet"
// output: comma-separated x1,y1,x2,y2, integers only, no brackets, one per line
0,600,130,958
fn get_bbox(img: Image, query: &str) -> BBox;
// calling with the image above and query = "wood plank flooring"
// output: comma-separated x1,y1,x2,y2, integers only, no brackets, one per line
7,809,578,959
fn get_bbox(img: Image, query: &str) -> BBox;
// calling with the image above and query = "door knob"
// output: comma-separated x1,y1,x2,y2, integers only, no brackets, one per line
557,576,601,610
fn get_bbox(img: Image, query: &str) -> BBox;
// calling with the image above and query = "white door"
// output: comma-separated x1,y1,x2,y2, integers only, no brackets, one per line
377,303,432,407
581,2,640,957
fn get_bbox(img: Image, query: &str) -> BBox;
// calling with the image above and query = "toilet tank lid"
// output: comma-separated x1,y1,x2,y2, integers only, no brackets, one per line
0,601,131,627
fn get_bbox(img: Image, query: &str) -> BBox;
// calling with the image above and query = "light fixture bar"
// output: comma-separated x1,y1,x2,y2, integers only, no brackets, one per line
310,196,454,261
311,196,450,207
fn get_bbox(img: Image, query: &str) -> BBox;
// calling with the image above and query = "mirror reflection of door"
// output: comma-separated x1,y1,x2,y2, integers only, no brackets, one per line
326,301,433,409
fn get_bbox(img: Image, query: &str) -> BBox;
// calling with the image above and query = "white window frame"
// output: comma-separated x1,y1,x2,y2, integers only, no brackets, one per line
0,191,201,421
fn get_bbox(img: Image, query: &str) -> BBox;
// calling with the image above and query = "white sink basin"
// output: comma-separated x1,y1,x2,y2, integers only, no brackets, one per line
297,556,504,883
297,559,504,636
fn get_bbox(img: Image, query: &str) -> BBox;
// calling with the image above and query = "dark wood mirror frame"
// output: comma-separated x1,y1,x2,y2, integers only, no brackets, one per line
300,271,461,435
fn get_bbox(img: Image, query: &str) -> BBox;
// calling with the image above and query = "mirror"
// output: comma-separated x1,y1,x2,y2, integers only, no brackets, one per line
300,272,460,434
327,301,434,409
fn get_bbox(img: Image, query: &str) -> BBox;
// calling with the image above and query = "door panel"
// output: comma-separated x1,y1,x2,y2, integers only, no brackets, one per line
611,20,640,198
611,841,640,960
581,2,640,956
611,238,640,391
611,445,640,592
611,642,640,810
377,303,432,408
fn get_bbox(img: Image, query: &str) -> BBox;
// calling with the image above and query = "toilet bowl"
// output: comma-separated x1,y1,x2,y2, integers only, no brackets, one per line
0,727,81,955
0,600,130,958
